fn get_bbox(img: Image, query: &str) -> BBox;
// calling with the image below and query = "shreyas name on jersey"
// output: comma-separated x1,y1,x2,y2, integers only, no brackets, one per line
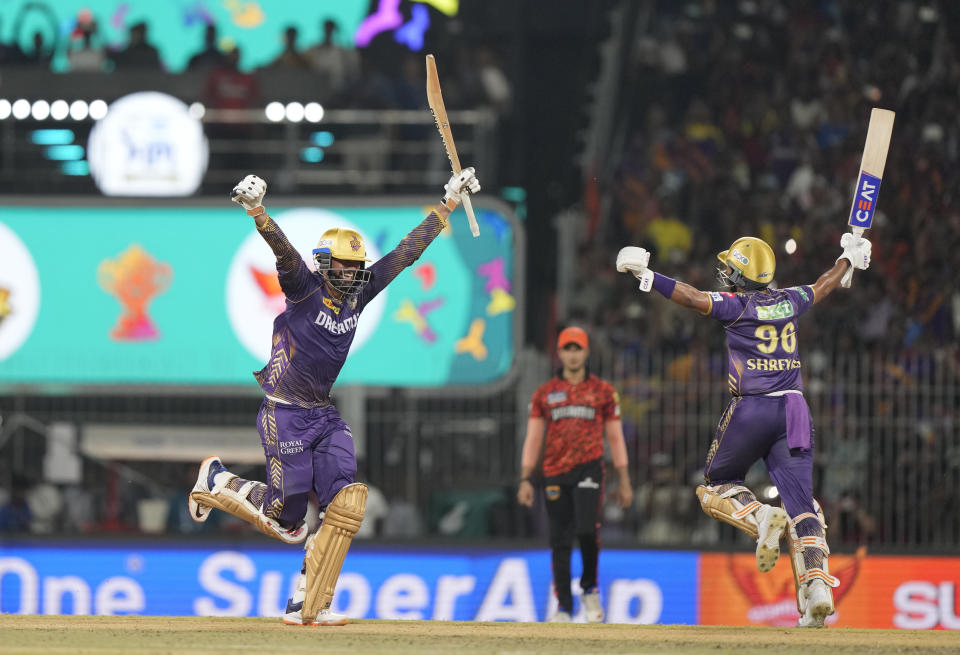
746,358,802,371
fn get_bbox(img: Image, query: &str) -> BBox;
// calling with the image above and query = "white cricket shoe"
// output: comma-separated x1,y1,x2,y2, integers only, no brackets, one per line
755,504,788,572
548,611,572,623
582,589,604,623
797,579,834,628
283,599,348,626
187,455,225,523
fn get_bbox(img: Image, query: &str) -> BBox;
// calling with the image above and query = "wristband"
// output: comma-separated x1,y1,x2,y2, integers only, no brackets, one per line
652,272,677,298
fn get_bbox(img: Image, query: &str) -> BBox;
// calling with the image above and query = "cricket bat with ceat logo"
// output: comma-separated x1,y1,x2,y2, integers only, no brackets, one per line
846,107,894,285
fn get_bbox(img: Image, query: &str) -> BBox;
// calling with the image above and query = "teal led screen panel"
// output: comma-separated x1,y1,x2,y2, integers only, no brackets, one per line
0,200,518,389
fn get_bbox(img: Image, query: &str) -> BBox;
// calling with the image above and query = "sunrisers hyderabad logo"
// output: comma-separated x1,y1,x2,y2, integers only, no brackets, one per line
98,245,172,340
700,548,865,627
225,209,384,364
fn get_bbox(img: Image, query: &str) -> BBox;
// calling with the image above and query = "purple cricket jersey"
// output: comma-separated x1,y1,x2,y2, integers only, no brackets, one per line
705,285,815,396
252,212,446,407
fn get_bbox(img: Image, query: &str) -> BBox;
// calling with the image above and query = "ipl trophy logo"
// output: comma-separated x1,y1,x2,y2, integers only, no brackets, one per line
98,245,172,341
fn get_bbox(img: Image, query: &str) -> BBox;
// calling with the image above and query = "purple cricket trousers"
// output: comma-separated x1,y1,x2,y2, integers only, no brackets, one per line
703,393,817,520
256,399,357,527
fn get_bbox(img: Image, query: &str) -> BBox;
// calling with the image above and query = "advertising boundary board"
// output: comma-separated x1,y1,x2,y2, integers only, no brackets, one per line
0,542,694,623
1,541,958,628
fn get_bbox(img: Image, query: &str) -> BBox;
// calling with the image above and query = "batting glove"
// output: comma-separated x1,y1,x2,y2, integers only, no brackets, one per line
231,174,267,211
616,246,655,292
616,246,651,274
443,167,480,205
836,232,872,288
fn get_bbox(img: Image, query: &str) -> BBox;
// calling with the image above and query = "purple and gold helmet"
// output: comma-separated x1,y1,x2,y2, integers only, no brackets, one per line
312,228,373,295
716,236,775,291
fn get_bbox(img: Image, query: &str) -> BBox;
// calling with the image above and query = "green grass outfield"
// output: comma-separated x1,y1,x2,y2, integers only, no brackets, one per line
1,616,958,655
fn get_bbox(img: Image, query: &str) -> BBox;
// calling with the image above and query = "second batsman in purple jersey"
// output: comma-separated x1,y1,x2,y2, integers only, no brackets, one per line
187,167,481,627
616,232,872,629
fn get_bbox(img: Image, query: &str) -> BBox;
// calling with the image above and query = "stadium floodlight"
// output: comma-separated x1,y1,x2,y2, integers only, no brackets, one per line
89,99,108,120
304,102,324,123
69,100,89,121
285,102,305,122
265,101,285,122
50,100,70,120
188,102,205,119
0,99,11,120
12,99,31,120
31,100,50,121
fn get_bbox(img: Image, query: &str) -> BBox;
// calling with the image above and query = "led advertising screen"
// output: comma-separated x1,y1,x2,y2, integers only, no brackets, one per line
0,543,697,623
0,200,519,389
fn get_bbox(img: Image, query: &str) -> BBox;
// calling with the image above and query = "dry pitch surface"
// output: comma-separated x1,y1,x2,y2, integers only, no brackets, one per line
2,616,958,655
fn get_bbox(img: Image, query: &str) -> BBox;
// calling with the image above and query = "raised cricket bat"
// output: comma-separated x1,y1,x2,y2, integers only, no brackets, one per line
846,107,894,285
426,54,480,237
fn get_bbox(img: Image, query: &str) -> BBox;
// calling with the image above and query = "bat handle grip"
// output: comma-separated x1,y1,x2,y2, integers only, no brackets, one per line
461,194,480,237
844,226,865,288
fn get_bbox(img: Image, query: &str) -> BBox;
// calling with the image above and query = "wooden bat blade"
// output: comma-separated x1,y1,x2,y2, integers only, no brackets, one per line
425,54,462,173
425,53,479,237
848,107,895,233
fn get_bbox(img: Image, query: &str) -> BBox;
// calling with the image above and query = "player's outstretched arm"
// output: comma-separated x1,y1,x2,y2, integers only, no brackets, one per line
357,168,481,306
231,174,313,299
810,232,872,303
616,246,711,313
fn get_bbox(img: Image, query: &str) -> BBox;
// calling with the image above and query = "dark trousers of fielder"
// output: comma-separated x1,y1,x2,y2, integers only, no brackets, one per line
543,458,604,614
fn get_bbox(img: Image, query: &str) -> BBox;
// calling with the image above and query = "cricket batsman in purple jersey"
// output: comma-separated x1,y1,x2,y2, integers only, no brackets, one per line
616,232,871,628
187,168,481,626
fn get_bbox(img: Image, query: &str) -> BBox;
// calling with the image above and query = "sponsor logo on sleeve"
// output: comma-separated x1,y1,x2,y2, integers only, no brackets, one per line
546,391,567,404
710,292,724,302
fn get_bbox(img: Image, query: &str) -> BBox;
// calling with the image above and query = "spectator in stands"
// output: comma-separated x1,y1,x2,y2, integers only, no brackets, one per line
21,31,52,69
0,19,25,65
186,23,226,72
110,21,161,70
305,18,359,94
265,26,311,71
68,13,106,73
203,45,259,110
203,45,260,170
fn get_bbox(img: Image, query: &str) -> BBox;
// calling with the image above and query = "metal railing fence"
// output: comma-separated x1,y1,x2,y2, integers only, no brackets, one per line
0,347,956,550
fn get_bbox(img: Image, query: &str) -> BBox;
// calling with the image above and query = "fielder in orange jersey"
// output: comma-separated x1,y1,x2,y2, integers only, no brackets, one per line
517,326,633,623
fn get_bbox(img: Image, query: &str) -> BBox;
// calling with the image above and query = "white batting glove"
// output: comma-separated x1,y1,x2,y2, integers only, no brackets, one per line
442,167,480,205
616,246,655,292
835,232,872,288
231,174,267,211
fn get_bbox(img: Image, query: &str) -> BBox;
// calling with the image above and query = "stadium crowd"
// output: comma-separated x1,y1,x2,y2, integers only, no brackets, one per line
1,1,957,551
566,1,959,549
